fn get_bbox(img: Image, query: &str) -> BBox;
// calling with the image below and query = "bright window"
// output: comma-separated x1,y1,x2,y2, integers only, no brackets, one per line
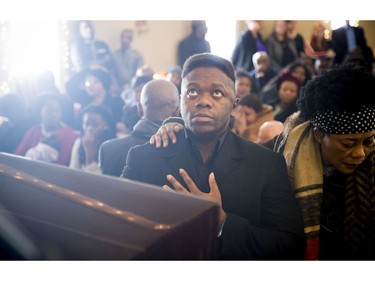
7,21,62,83
206,20,236,60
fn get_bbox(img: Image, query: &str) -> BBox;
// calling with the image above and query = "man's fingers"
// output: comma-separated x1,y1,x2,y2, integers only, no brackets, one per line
179,169,199,194
149,135,156,145
208,172,219,195
160,126,170,148
166,123,181,144
162,185,173,191
166,174,188,193
150,132,162,148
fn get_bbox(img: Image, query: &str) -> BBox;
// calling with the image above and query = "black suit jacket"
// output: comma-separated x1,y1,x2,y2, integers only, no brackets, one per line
99,119,162,177
231,30,264,72
122,129,305,259
332,25,374,67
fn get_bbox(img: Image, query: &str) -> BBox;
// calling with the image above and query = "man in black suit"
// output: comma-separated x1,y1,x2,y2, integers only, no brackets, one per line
121,53,305,259
99,79,180,177
332,21,374,71
177,21,211,68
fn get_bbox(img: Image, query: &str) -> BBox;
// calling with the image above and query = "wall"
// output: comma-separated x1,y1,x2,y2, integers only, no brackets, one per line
93,20,191,74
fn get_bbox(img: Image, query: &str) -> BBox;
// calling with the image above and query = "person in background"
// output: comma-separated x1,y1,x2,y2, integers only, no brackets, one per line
265,20,299,71
177,21,211,68
231,20,267,72
314,57,334,76
249,51,278,95
69,104,116,173
286,20,305,57
165,65,182,95
34,70,76,129
234,69,253,98
99,79,180,177
113,28,144,89
304,22,335,60
273,74,301,123
332,20,374,72
70,20,116,77
261,61,312,107
121,75,154,135
83,68,125,136
122,53,305,260
14,93,79,166
272,64,375,260
257,120,284,144
232,93,274,142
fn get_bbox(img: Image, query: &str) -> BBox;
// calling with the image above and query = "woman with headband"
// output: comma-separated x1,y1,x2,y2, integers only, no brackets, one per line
273,64,375,260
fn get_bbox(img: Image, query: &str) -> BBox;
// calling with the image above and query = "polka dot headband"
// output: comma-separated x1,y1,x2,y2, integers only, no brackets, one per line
310,105,375,134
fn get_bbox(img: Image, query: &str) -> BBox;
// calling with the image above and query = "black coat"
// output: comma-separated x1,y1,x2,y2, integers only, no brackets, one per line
122,128,305,259
231,30,265,72
99,119,162,177
332,25,374,68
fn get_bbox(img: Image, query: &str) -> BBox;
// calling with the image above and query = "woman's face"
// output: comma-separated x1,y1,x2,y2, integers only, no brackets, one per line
82,112,108,138
235,77,252,98
237,105,258,125
85,76,105,97
319,130,375,174
291,66,306,84
278,80,299,106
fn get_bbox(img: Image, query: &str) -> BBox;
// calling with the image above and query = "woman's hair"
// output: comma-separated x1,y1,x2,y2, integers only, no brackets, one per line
86,69,112,93
289,62,312,85
238,94,263,113
277,73,301,91
235,69,251,81
297,64,375,121
310,22,330,51
80,104,116,136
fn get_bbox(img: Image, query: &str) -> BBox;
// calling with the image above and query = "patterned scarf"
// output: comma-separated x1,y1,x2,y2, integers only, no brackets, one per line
279,121,375,259
281,121,323,259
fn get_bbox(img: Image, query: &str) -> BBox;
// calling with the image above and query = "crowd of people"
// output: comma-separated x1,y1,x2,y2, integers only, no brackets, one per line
0,20,374,260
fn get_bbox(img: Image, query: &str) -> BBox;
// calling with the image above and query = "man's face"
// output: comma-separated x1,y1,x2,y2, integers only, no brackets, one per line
255,55,270,74
80,21,93,40
180,67,237,139
121,31,133,48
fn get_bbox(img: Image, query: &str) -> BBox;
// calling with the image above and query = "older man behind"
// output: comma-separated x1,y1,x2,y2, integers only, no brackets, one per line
99,79,180,177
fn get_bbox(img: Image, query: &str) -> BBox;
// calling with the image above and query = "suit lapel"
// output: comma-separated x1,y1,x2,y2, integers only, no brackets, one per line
161,130,245,190
161,135,200,186
214,132,245,184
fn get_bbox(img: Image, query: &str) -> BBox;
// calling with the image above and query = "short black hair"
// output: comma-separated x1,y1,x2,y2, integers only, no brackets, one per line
238,94,263,113
81,104,115,130
86,69,112,93
297,64,375,121
235,69,251,81
182,53,235,83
